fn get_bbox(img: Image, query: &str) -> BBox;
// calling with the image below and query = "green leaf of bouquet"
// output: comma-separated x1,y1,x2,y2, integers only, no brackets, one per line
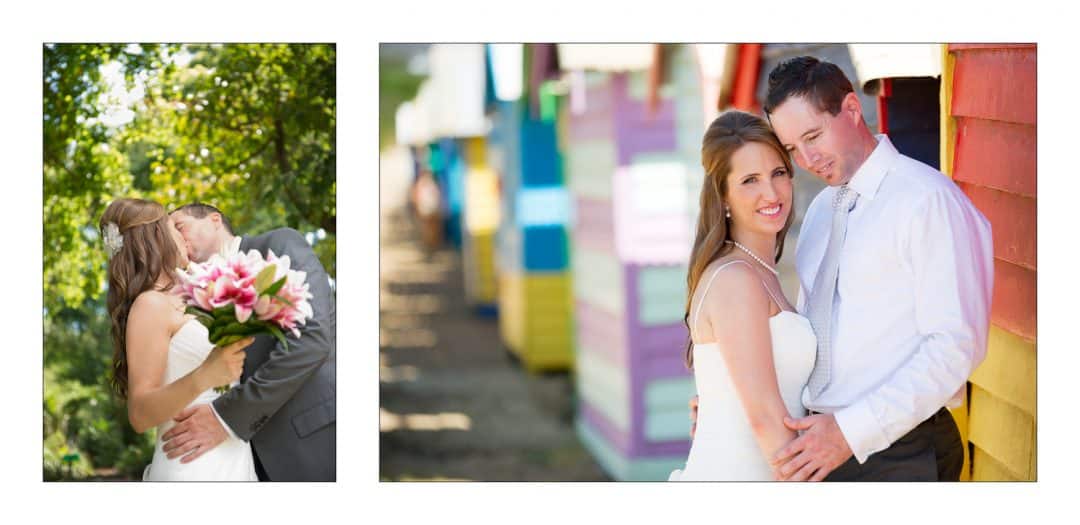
267,324,289,350
262,276,287,297
271,294,296,308
215,334,247,347
212,304,236,318
219,321,253,337
253,264,278,294
211,313,233,330
186,307,215,328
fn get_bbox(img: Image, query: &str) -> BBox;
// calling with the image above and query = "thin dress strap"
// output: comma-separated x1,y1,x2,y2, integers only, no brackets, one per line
691,259,785,339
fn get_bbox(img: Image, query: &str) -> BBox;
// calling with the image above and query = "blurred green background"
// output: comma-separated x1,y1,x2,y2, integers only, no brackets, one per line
43,43,335,480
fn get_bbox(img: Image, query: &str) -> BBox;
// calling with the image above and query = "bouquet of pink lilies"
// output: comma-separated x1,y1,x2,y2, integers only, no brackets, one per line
176,239,314,392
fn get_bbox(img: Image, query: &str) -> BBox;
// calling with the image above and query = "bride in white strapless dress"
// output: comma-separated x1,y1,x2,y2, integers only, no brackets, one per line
98,198,257,482
668,260,816,481
668,110,817,481
143,319,258,481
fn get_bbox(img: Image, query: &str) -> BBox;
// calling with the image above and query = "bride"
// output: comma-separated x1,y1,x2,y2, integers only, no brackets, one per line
100,198,258,481
669,111,816,481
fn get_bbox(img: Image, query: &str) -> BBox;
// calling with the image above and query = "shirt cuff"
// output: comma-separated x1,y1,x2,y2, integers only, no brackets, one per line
209,402,243,442
832,401,891,464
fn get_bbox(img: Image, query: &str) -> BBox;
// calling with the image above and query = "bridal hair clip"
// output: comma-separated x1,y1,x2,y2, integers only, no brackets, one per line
103,222,124,258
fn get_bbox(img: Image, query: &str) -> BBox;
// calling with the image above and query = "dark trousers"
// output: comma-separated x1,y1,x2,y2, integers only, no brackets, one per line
825,407,964,482
252,445,270,481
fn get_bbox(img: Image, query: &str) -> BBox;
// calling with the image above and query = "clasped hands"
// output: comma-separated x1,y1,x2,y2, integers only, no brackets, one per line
688,396,852,481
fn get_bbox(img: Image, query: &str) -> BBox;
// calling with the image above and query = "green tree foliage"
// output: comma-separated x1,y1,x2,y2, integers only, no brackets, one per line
43,43,335,479
378,54,424,150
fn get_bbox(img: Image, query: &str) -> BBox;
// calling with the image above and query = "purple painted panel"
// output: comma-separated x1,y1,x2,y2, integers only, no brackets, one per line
614,108,678,166
579,399,691,459
620,263,696,457
611,74,678,166
642,351,694,380
574,299,628,368
572,196,616,253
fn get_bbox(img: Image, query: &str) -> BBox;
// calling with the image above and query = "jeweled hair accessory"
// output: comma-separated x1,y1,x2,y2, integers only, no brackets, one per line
103,222,124,258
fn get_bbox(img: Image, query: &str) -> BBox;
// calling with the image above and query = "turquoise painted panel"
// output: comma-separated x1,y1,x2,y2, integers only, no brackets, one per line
643,377,696,442
636,265,688,326
576,419,689,481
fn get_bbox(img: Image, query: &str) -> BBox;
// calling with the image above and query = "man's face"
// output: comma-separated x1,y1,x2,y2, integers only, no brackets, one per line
170,210,223,263
769,93,864,187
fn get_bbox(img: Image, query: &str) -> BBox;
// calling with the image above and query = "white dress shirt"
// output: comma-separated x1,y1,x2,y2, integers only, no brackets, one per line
795,135,994,463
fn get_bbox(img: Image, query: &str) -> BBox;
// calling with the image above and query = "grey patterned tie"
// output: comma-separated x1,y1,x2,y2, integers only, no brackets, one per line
806,184,858,399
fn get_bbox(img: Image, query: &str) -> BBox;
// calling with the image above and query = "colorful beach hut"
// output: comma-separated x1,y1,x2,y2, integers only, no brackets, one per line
424,44,502,312
486,44,575,370
942,43,1037,481
561,44,736,480
848,43,1036,481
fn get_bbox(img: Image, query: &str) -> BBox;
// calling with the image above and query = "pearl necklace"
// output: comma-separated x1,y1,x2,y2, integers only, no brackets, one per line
728,240,779,277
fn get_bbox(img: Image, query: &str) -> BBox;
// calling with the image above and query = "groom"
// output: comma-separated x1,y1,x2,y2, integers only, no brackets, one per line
162,203,336,481
692,56,994,481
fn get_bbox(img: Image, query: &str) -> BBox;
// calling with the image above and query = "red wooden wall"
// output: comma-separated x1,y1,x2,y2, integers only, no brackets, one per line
947,43,1037,481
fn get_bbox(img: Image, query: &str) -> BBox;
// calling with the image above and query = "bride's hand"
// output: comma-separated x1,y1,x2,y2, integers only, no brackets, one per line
197,337,254,390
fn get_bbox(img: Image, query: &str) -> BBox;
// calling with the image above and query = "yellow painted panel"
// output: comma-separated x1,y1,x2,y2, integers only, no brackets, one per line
969,325,1037,418
940,44,957,178
1029,433,1037,480
948,397,970,481
971,446,1022,481
498,273,525,353
464,137,488,168
968,385,1035,480
499,272,575,370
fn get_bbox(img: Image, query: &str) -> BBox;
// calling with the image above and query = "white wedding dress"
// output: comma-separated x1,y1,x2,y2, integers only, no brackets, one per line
669,261,816,481
142,319,258,481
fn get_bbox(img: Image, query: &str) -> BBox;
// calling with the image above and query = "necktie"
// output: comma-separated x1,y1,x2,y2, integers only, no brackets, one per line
806,184,858,399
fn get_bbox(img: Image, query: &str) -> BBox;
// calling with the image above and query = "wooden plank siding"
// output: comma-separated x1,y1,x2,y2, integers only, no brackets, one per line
944,43,1037,481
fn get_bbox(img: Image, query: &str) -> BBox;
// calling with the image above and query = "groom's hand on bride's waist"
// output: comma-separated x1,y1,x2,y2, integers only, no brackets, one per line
770,414,853,482
161,404,228,463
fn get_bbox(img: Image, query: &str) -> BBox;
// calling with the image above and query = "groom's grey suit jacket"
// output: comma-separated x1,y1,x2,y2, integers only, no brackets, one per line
212,228,336,481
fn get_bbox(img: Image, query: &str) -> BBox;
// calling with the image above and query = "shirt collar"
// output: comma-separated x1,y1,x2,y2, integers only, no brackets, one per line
845,134,898,201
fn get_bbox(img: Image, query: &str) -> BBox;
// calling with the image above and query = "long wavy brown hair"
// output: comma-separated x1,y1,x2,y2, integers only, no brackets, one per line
99,198,187,399
684,111,795,368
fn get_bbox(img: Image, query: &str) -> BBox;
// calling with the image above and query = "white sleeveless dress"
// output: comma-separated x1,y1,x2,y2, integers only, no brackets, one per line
669,261,817,481
142,319,258,481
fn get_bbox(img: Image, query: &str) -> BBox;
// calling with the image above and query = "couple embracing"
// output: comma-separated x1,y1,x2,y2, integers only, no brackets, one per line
99,199,335,481
669,56,993,481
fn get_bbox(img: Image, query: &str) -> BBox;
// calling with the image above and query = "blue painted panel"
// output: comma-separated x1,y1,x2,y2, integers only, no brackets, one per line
522,225,567,271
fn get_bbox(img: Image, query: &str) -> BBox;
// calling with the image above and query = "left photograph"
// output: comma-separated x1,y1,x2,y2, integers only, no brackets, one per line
43,43,336,481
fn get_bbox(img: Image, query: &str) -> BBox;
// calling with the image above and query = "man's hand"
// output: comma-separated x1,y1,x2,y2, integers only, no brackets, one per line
689,396,699,438
161,404,228,464
770,414,852,481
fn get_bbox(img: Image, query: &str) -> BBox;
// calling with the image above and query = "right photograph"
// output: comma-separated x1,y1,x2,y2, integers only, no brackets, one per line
379,43,1036,481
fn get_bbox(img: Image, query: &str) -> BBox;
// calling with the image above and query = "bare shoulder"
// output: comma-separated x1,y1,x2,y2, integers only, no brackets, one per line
128,290,181,327
696,256,770,317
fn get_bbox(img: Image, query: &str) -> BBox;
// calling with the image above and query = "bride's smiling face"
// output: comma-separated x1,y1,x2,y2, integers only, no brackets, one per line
724,141,793,237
